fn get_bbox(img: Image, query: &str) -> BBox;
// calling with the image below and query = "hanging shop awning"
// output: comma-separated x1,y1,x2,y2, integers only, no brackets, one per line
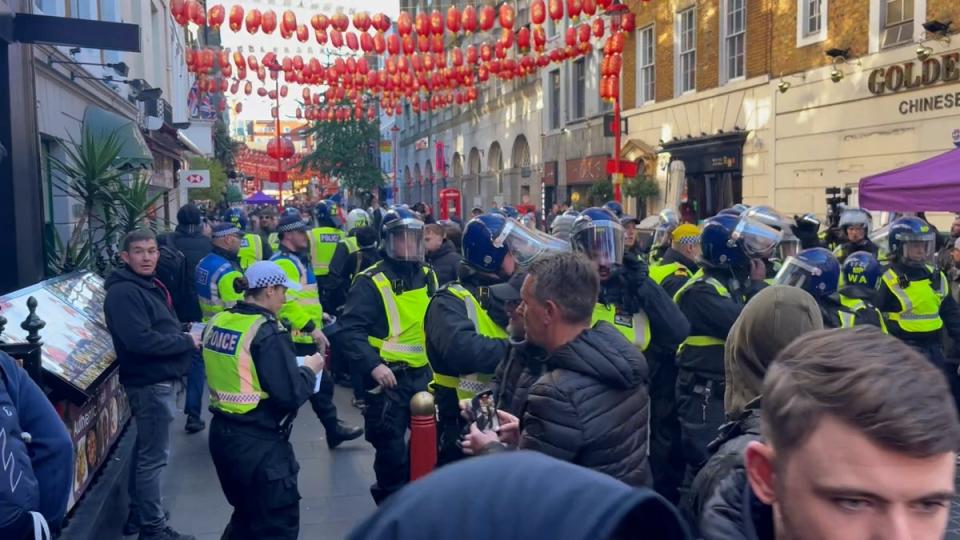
859,148,960,212
82,105,153,169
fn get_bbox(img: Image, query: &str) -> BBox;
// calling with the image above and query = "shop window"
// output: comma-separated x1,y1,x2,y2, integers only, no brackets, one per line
675,8,696,96
882,0,914,48
34,0,65,15
637,25,655,105
571,58,586,120
720,0,745,84
796,0,828,46
549,69,561,129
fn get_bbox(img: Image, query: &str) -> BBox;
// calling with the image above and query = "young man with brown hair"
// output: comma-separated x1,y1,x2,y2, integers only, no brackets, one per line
701,326,960,540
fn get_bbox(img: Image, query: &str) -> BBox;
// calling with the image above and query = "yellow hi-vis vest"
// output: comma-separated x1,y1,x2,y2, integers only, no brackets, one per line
881,266,948,334
649,261,689,285
366,266,438,367
268,232,279,252
592,303,652,351
343,236,360,255
673,269,730,353
309,226,345,277
272,251,324,345
238,233,264,271
203,312,270,415
837,294,889,333
432,284,510,399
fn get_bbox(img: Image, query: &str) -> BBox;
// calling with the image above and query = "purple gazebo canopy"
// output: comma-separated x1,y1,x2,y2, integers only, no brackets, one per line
244,191,278,205
858,148,960,212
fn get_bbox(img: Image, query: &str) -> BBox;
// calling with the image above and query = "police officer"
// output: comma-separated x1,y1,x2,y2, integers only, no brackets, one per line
833,207,878,263
338,207,438,505
549,209,579,242
271,214,363,449
204,261,325,540
672,213,776,487
774,247,884,329
649,208,680,265
257,206,280,254
308,200,345,304
876,217,960,408
603,200,624,219
324,208,373,310
225,208,272,270
650,223,701,298
425,213,532,466
739,205,794,281
572,207,690,503
196,223,245,323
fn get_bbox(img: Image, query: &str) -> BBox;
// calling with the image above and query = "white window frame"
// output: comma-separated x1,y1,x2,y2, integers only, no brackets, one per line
719,0,746,85
868,0,926,53
796,0,828,46
674,7,696,96
636,24,655,106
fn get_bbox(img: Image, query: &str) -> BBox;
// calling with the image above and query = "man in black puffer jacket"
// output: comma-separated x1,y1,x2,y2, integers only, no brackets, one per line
424,223,461,286
466,253,651,487
489,273,546,417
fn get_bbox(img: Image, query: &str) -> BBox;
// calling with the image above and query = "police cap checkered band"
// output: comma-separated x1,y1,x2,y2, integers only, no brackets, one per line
277,215,308,233
672,223,701,245
243,261,302,291
212,224,243,238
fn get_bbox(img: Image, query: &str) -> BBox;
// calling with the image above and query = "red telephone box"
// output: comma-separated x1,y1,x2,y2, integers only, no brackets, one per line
439,188,462,220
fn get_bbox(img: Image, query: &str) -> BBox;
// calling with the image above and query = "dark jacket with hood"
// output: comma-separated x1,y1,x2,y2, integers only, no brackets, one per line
521,322,652,487
492,337,546,418
426,239,461,286
347,451,690,540
700,469,774,540
158,226,211,323
104,267,195,386
601,255,690,353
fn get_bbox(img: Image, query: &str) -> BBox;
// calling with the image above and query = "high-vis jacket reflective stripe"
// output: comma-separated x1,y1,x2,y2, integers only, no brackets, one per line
196,253,244,322
591,303,652,351
271,251,323,344
366,267,437,367
203,311,270,415
268,232,279,252
881,266,947,333
237,233,263,271
431,284,509,399
674,269,731,354
838,294,888,333
649,262,688,285
309,227,345,276
343,236,360,255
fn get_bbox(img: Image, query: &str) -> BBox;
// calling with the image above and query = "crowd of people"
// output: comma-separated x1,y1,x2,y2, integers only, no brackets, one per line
12,192,960,540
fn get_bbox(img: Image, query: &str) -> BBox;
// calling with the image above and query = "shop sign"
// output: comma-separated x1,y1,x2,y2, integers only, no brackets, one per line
179,169,210,189
868,53,960,95
566,155,608,185
414,136,429,150
705,155,740,171
543,161,557,185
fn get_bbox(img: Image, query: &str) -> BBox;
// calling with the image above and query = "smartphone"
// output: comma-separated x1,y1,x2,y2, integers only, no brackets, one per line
470,391,500,433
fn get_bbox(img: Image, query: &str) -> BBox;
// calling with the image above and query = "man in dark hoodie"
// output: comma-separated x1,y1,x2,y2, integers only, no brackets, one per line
424,222,461,285
104,230,200,540
680,285,822,533
348,452,690,540
466,252,652,487
700,327,960,540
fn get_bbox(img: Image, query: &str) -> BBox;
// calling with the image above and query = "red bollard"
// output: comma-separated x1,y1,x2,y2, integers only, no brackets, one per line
409,391,437,481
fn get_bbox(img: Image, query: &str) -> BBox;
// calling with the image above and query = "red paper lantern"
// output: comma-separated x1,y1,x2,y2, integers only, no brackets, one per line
361,32,374,52
330,29,343,48
387,34,400,55
234,102,242,114
415,12,429,35
499,3,515,30
583,0,597,16
622,13,636,33
516,27,531,51
332,13,349,32
565,27,577,47
402,34,415,55
315,14,330,31
432,34,444,54
462,5,477,33
346,31,359,50
578,23,591,43
498,29,513,49
228,5,243,31
267,137,295,160
208,4,225,29
533,26,546,51
610,31,625,53
480,43,493,62
296,24,309,42
567,0,582,20
268,89,277,100
446,6,461,33
247,54,259,71
430,10,443,35
353,11,371,32
261,10,277,34
372,12,391,32
185,0,201,24
466,45,478,65
398,11,413,36
281,10,296,34
548,0,563,21
598,0,613,9
315,28,328,45
257,87,267,97
592,18,604,38
479,5,495,31
417,34,430,53
532,0,546,25
374,32,386,54
452,48,464,66
244,8,261,33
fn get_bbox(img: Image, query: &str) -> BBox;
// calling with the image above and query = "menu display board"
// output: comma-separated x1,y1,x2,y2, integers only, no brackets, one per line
57,369,130,511
0,273,116,401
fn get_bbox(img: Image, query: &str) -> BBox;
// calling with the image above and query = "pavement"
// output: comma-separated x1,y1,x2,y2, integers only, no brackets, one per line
138,386,376,540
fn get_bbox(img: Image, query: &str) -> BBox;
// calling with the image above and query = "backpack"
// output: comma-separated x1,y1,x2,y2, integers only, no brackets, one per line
155,234,199,323
0,360,49,540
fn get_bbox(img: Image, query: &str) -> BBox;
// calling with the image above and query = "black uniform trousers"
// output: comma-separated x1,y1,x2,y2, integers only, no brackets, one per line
648,348,685,504
295,343,340,432
361,363,432,505
434,385,465,467
209,416,300,540
675,367,726,493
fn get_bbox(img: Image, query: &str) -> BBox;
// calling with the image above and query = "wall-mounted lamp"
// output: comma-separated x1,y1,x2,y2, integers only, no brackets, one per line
560,128,570,134
825,48,860,84
917,20,952,60
777,72,807,93
49,56,129,77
